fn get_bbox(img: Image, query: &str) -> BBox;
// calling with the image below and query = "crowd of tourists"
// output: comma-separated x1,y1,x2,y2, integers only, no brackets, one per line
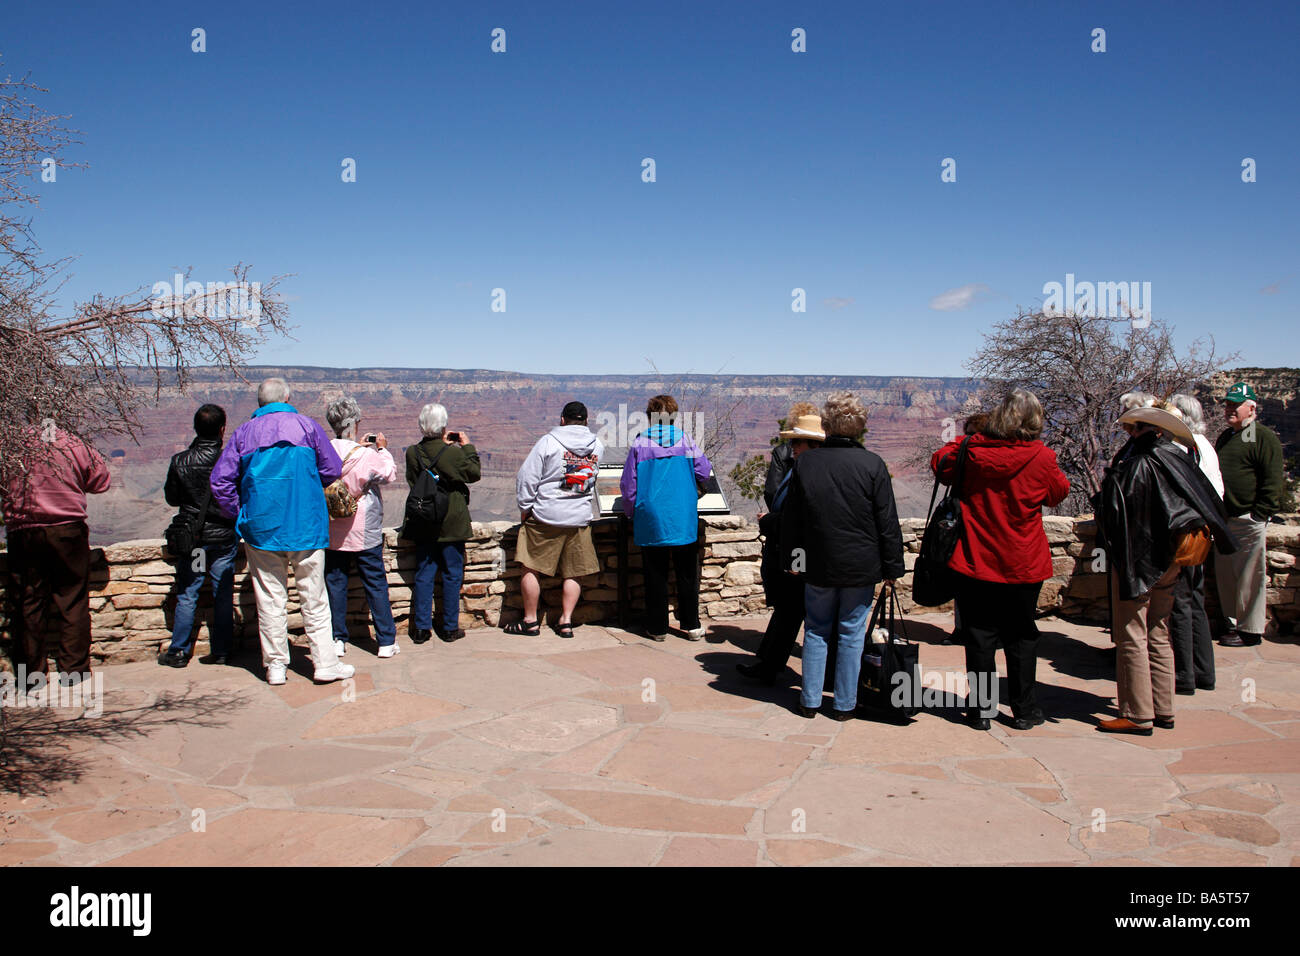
0,375,1287,731
733,380,1285,731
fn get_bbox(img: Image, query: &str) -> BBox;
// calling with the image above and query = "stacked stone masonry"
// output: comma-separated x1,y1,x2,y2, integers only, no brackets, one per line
1,514,1296,665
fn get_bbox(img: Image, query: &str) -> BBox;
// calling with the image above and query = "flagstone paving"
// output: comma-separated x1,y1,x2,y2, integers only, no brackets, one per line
2,613,1298,866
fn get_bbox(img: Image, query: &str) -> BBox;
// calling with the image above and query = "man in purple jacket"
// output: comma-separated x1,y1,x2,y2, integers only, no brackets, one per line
209,377,351,685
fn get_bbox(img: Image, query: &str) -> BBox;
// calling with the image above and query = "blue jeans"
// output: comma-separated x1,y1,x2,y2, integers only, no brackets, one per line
325,544,397,646
169,543,237,657
413,540,466,633
802,584,871,711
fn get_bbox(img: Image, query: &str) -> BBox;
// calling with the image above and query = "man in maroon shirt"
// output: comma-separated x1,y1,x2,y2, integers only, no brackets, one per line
2,428,111,685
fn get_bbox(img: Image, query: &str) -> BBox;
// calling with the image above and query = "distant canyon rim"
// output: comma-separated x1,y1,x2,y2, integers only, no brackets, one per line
16,365,1296,546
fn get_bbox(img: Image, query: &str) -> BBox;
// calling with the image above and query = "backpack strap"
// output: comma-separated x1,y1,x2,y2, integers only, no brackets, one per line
417,441,452,480
925,435,973,522
189,481,214,540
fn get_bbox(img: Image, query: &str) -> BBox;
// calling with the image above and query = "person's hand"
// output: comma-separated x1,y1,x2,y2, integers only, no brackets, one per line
372,431,388,450
454,430,469,446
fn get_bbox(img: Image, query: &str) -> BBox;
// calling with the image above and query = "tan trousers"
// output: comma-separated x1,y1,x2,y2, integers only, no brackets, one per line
246,545,339,671
1214,515,1268,636
1112,565,1179,723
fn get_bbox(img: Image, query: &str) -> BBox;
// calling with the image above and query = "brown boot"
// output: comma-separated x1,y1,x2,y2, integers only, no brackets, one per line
1097,717,1154,736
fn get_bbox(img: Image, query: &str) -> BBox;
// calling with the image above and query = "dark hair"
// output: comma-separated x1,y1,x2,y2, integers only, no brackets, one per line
194,404,226,439
646,394,678,423
561,400,588,423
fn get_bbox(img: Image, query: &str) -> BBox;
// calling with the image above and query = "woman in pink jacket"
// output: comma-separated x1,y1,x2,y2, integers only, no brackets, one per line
323,397,400,658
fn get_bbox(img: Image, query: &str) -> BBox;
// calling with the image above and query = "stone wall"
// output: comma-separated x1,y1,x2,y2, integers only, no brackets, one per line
0,516,767,665
895,514,1300,637
2,513,1296,666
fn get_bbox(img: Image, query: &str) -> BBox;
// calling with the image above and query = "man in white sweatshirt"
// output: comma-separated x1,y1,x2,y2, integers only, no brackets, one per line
507,402,605,638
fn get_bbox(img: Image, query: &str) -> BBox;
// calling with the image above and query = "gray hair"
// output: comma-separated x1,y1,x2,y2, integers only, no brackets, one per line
326,396,362,438
1118,390,1157,413
257,377,292,406
418,403,448,438
821,391,867,439
1168,394,1207,436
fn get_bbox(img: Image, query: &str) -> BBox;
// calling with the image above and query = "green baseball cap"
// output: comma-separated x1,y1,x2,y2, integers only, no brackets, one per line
1224,381,1258,403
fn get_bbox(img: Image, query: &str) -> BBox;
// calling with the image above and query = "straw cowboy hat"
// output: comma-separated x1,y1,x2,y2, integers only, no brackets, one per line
1117,405,1195,447
779,414,826,441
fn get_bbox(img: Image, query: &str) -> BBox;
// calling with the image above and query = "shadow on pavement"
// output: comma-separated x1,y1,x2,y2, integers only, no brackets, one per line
1,683,249,798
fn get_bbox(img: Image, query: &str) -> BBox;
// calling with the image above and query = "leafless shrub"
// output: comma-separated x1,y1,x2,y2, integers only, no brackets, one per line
0,63,292,498
966,308,1237,512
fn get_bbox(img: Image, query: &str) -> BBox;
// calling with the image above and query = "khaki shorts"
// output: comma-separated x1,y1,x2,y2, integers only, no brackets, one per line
516,520,600,579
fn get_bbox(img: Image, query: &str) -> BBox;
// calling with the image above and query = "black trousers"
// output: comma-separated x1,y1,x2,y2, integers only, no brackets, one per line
955,574,1042,718
756,574,839,679
5,521,93,675
642,542,701,634
1170,564,1216,690
757,573,805,672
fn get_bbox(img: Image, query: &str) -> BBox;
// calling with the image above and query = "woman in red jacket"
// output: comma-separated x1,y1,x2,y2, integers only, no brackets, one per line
931,388,1070,731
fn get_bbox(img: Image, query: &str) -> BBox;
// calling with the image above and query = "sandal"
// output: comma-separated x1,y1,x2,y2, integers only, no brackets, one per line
554,622,575,639
503,619,541,636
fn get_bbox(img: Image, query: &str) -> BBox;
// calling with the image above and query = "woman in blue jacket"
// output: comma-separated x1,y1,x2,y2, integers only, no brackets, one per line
620,395,713,641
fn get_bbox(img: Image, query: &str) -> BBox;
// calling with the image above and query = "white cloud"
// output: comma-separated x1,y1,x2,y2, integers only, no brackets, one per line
823,296,854,310
929,283,992,311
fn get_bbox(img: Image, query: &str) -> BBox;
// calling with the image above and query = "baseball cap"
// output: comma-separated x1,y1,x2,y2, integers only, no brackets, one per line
561,401,588,422
1223,381,1258,403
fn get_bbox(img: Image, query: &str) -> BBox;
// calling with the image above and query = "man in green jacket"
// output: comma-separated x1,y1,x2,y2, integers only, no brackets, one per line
1214,381,1285,646
405,403,481,643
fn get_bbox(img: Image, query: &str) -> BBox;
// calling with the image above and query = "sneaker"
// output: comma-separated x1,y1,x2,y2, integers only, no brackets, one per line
160,649,189,668
1239,632,1263,647
645,631,668,643
313,662,356,684
266,662,288,686
378,642,401,659
439,628,466,643
1218,631,1244,647
685,626,707,642
334,640,347,656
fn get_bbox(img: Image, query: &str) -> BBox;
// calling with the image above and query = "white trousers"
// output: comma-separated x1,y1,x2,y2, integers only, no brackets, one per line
246,546,339,670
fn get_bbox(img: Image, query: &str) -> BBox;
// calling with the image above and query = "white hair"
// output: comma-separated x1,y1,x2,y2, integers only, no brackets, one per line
1168,394,1207,436
418,403,448,438
1118,390,1157,413
326,396,361,438
257,377,292,406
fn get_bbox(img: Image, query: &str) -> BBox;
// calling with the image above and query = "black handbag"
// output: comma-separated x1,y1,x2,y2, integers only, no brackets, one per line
858,585,920,719
165,483,212,562
911,437,971,607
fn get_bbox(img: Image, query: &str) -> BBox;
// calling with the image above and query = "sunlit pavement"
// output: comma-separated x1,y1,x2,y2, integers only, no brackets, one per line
3,612,1298,867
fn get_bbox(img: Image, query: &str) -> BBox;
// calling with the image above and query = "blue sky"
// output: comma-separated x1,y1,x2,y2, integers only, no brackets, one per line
8,0,1297,376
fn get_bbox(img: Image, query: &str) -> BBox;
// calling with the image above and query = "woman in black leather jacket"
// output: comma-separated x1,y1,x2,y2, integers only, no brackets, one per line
161,404,238,667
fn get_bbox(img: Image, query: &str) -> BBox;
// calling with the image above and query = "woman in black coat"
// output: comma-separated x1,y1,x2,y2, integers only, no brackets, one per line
781,393,905,719
737,411,825,685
